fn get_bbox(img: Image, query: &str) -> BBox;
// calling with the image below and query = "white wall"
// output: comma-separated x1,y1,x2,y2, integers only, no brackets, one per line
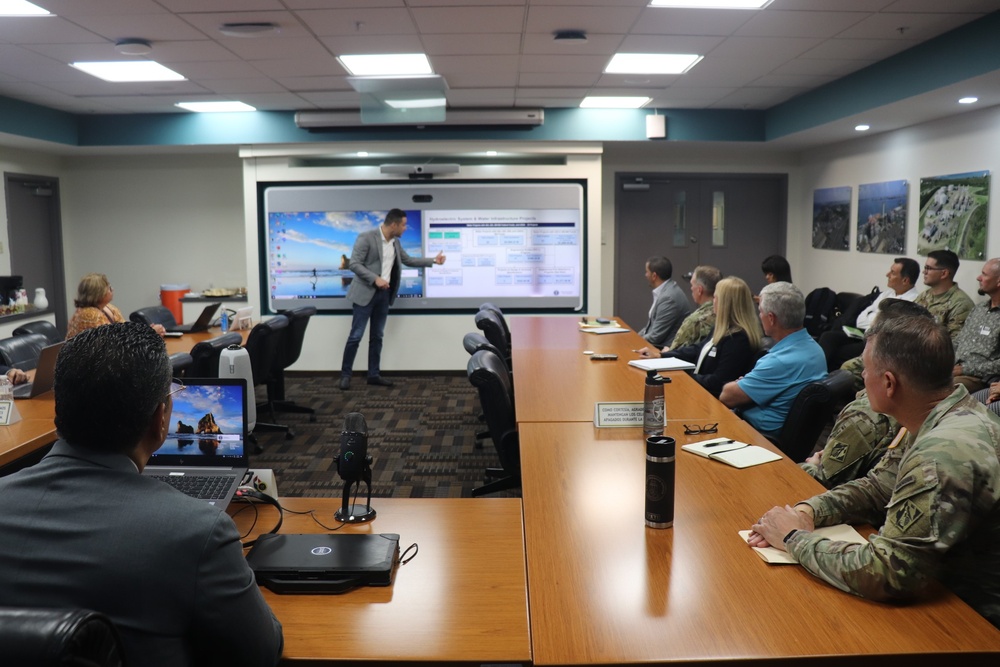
790,105,1000,299
60,152,246,320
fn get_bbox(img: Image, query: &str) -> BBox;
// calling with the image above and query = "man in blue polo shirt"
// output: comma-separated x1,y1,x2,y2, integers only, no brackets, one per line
720,281,827,438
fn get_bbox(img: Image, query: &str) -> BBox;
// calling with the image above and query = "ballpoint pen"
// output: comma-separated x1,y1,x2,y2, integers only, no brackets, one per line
703,439,736,447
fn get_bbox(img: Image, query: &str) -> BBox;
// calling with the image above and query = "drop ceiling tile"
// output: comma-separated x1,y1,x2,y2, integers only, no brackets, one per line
799,38,917,61
771,57,869,77
0,16,107,43
252,56,344,78
158,0,285,11
285,0,404,8
518,71,600,86
525,5,643,33
228,91,315,109
132,41,242,63
422,33,522,56
880,0,995,12
219,35,332,61
446,88,517,105
275,75,353,92
407,0,524,5
630,8,756,36
735,10,870,38
318,35,424,55
0,46,78,83
753,73,837,87
711,86,808,108
522,32,624,55
431,55,521,74
178,11,311,40
295,90,363,106
446,71,519,87
513,96,581,107
40,0,166,17
595,73,679,87
516,87,593,98
677,57,779,87
296,8,419,35
616,35,724,55
520,54,612,73
169,60,265,80
411,6,526,33
648,87,737,106
769,0,893,9
64,13,208,41
837,12,983,40
198,77,288,94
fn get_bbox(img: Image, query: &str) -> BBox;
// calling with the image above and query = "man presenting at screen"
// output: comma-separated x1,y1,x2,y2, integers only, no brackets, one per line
340,208,445,390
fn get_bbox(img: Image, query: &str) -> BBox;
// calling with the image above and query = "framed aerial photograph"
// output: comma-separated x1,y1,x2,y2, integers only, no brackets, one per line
917,170,990,259
857,180,907,254
812,186,851,251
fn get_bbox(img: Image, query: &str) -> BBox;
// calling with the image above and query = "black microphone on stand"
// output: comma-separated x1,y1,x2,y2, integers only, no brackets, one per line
335,412,376,523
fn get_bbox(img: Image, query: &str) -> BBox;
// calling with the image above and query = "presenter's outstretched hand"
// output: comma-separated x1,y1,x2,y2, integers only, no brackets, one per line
434,251,446,265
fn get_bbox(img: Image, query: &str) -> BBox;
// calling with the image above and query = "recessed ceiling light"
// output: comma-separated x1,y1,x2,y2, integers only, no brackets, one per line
580,96,651,109
338,54,433,77
606,53,702,75
959,96,979,104
0,0,51,16
219,22,280,37
357,151,369,158
176,101,256,113
70,61,185,83
486,150,498,157
649,0,774,8
855,124,870,131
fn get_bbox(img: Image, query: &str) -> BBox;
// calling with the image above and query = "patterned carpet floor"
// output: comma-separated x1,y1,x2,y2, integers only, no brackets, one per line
249,373,517,499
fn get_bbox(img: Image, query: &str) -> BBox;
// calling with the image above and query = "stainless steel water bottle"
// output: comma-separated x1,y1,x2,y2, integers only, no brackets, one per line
645,435,675,529
643,369,666,435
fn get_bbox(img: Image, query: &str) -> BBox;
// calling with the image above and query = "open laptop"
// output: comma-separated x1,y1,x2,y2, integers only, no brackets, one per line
142,377,249,509
13,341,64,399
166,302,221,334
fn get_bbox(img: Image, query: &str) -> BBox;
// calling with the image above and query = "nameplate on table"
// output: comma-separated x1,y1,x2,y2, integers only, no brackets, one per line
594,402,644,428
0,400,21,426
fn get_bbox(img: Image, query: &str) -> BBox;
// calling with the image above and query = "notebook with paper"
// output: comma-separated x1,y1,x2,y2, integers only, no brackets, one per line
13,341,63,399
142,377,249,509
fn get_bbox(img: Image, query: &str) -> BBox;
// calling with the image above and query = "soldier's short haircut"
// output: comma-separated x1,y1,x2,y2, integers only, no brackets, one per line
867,299,932,336
927,249,959,276
691,265,722,296
865,315,953,392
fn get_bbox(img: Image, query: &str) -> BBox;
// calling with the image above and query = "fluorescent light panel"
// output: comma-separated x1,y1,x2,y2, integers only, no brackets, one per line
606,53,702,75
855,124,870,131
71,61,185,82
580,96,650,109
338,53,432,76
0,0,50,16
176,101,256,113
959,96,979,104
384,97,445,109
649,0,773,8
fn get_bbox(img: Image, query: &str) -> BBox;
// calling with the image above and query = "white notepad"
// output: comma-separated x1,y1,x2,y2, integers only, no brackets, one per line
627,357,696,372
681,437,782,469
739,524,868,564
581,326,631,335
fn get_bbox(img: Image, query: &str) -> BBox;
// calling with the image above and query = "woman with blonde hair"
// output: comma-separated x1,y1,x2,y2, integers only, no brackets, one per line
657,276,762,397
66,273,165,339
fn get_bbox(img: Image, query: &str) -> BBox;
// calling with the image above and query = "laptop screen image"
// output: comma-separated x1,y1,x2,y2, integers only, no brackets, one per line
150,378,248,467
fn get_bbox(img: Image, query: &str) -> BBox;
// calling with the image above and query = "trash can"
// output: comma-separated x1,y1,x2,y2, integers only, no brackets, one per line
160,284,190,324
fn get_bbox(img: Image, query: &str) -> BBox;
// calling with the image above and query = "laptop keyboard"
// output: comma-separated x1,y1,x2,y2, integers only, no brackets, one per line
148,474,235,500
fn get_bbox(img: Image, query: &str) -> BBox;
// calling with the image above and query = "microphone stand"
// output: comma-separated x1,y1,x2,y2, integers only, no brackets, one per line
335,455,376,523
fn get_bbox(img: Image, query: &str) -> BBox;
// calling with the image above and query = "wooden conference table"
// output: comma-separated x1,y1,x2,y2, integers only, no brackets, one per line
511,316,1000,665
229,497,531,666
0,327,248,469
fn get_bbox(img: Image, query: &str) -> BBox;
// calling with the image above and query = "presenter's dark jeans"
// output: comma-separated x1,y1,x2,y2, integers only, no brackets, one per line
341,288,390,379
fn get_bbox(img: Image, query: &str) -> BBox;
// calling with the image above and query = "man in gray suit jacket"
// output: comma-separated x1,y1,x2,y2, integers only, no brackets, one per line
340,208,445,389
0,323,283,667
637,255,693,348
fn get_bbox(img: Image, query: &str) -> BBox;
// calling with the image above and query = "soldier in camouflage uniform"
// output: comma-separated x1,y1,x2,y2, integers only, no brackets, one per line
638,265,720,355
800,389,902,489
750,315,1000,628
953,258,1000,392
913,250,973,341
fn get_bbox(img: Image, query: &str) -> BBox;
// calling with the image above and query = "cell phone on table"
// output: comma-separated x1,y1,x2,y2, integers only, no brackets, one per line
590,353,618,360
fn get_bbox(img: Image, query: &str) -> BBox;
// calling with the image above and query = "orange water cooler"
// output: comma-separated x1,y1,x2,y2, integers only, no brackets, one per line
160,284,190,324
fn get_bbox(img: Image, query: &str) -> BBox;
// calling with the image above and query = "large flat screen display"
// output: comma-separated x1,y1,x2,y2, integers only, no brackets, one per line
259,181,585,313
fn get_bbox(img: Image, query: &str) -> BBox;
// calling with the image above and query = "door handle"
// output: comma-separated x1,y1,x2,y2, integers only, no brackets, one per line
689,236,697,244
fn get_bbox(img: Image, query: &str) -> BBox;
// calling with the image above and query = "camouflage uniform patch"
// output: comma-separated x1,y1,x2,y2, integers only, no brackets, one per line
892,499,924,532
670,301,715,349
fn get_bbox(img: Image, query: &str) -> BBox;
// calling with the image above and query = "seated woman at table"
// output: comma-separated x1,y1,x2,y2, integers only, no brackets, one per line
66,273,165,339
645,276,762,398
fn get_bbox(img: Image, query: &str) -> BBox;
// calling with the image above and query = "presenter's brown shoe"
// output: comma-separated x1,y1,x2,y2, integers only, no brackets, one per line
367,376,393,387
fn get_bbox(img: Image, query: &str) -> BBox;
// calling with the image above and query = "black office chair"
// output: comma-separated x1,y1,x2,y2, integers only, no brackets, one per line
474,309,512,372
0,333,49,371
270,306,316,421
129,305,178,330
464,332,506,448
479,302,511,348
187,332,243,379
0,607,125,667
12,321,61,346
466,349,520,497
769,370,857,462
168,351,194,378
244,315,293,441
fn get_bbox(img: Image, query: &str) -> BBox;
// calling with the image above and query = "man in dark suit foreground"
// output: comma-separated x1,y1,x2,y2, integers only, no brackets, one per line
339,207,445,390
0,322,283,667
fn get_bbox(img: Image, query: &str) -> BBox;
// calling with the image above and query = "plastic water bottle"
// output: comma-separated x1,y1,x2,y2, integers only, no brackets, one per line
643,370,666,435
0,375,13,402
220,309,229,333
